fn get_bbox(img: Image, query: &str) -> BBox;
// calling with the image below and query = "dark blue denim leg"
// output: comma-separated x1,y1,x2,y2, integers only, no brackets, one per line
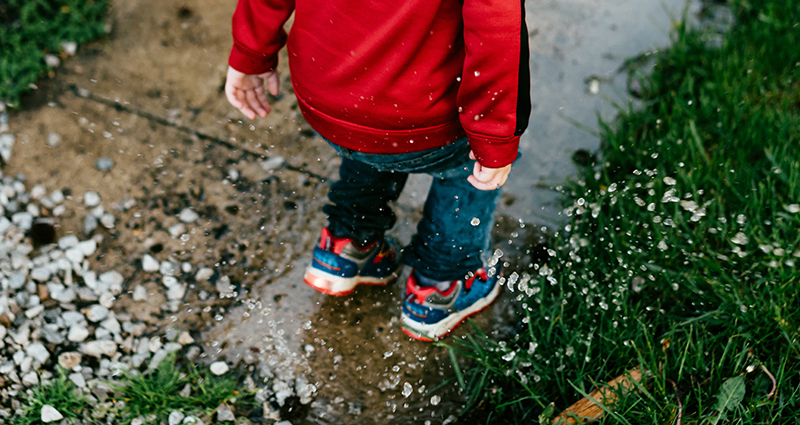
405,162,502,281
323,155,408,246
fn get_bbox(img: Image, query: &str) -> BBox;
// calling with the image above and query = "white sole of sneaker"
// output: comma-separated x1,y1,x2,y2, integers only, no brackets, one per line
400,280,502,341
303,267,401,296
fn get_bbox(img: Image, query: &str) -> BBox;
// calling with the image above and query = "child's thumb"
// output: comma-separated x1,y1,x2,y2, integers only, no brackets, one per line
267,72,280,96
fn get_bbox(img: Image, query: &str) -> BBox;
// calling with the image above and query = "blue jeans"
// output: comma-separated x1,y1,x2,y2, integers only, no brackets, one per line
324,137,502,280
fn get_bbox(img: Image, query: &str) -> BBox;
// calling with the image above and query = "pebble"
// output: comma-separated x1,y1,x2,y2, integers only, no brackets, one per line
41,405,63,423
76,239,97,256
167,283,186,301
100,213,115,229
12,212,33,230
68,372,86,388
85,305,109,322
162,275,178,287
132,285,148,301
22,371,40,386
96,157,114,171
142,254,159,272
83,191,101,207
45,54,61,67
84,214,98,234
178,208,199,223
80,340,118,358
30,266,51,282
26,343,50,363
0,134,14,162
58,352,83,370
210,361,229,375
61,41,78,56
46,132,62,148
100,317,121,334
195,267,214,282
169,411,185,425
68,326,90,343
216,405,235,422
169,223,186,238
178,331,194,345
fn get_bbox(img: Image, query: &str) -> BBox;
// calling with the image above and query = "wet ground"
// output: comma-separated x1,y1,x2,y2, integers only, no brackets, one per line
3,0,689,423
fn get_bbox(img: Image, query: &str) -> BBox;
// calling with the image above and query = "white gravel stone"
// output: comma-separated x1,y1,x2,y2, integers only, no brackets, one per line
30,266,51,282
25,304,44,319
61,41,78,56
26,343,50,363
169,411,185,425
64,247,84,264
100,213,115,229
178,208,199,223
45,54,61,67
62,311,85,327
76,239,97,256
162,275,179,287
169,223,186,238
50,189,65,204
0,217,11,234
80,340,117,358
12,212,33,230
68,372,86,388
167,283,186,300
22,371,40,386
84,214,98,234
58,352,82,370
160,261,178,276
85,305,109,322
210,361,229,375
52,287,76,303
41,405,63,423
68,325,90,342
0,134,14,163
216,405,235,422
181,262,192,273
132,285,148,301
58,235,79,250
98,271,123,293
100,317,121,334
178,331,194,345
142,254,159,272
31,185,47,199
83,191,101,207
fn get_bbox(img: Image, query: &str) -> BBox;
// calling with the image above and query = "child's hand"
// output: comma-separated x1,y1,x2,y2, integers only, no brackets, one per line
225,66,280,120
467,151,512,191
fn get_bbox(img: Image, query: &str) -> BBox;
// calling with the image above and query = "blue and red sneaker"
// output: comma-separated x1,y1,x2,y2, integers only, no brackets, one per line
401,266,502,341
303,228,403,296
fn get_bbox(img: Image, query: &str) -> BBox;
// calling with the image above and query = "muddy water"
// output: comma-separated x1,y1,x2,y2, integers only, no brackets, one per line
205,1,691,424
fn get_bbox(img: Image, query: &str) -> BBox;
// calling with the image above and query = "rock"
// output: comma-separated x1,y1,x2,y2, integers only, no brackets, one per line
62,311,86,327
26,343,50,363
100,213,115,229
100,317,121,334
44,54,60,67
41,405,63,423
210,361,229,375
46,132,62,148
84,214,98,234
58,352,82,370
40,325,64,344
82,270,97,290
83,191,101,207
164,342,182,353
25,305,44,319
149,336,162,352
168,223,186,238
131,417,145,425
216,276,234,297
162,275,178,287
216,405,235,422
160,261,178,276
180,384,192,398
185,346,201,361
8,272,25,290
132,285,148,301
85,305,109,322
61,41,78,56
80,340,117,358
98,271,123,294
0,134,14,162
181,262,192,273
64,247,84,264
178,331,194,345
51,287,76,303
50,189,65,204
169,411,185,425
22,371,39,386
260,156,285,171
58,235,79,250
67,325,90,342
142,255,159,272
195,267,214,282
182,415,200,424
167,283,186,300
123,322,146,337
96,157,114,171
30,266,51,282
68,372,86,388
149,349,168,369
178,208,199,223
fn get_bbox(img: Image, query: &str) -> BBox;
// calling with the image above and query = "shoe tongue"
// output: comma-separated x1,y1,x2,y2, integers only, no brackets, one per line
415,273,452,292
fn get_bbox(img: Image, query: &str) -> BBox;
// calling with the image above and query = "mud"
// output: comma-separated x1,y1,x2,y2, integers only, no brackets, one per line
3,0,689,423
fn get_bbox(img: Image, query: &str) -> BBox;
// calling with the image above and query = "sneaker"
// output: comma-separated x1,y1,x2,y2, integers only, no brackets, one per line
401,266,502,341
303,227,402,296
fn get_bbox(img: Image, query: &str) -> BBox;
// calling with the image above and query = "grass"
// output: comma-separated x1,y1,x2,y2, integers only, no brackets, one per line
452,0,800,423
0,0,109,108
14,356,256,425
14,369,88,425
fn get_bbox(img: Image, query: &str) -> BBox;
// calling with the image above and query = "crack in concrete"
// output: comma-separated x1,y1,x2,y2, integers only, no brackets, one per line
66,84,327,182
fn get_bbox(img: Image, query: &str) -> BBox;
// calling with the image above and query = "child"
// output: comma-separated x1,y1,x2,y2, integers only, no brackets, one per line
225,0,530,340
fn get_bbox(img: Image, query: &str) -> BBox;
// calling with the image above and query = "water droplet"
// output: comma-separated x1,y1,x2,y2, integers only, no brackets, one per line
474,71,481,77
502,351,516,361
402,382,413,398
470,217,480,226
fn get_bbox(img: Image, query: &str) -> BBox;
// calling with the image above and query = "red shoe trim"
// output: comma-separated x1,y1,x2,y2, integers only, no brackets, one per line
303,272,396,297
319,227,377,254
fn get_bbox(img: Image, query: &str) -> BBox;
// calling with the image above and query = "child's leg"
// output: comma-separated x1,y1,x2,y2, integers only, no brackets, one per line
405,160,502,280
323,155,408,246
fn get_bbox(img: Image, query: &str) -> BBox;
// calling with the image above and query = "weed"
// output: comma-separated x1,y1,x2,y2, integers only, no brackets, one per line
14,369,89,425
0,0,109,107
458,0,800,423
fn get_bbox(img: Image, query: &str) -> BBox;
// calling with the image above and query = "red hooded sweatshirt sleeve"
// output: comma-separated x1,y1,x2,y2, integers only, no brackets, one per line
229,0,530,168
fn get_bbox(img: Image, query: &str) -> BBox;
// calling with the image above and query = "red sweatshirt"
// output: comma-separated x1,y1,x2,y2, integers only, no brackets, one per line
229,0,530,168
